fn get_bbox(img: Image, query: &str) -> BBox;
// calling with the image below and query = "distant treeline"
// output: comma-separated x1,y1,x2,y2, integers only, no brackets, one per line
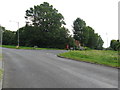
1,2,104,49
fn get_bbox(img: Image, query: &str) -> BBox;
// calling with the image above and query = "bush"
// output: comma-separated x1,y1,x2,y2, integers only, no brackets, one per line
84,47,91,50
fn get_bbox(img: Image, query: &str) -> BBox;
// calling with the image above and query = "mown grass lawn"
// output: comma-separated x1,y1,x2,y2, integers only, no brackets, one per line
58,50,119,68
1,45,63,50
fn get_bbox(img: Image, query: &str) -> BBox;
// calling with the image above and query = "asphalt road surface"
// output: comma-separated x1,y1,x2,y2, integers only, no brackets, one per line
2,48,118,88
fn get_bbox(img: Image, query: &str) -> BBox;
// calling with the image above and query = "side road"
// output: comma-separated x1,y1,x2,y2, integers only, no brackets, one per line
2,48,118,88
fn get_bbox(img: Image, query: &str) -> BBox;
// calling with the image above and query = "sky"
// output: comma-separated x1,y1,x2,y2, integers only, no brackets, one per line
0,0,119,48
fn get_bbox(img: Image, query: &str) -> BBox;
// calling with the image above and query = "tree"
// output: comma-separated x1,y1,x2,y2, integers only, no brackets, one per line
2,30,16,45
82,26,89,46
18,2,72,48
73,18,86,46
97,36,104,49
86,26,104,49
25,2,65,28
86,26,95,48
0,26,5,45
110,40,120,51
73,18,104,49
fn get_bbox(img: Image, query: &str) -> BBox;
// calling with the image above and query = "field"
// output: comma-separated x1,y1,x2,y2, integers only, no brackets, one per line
58,50,119,68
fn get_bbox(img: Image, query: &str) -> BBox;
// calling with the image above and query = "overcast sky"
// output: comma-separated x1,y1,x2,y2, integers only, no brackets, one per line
0,0,119,47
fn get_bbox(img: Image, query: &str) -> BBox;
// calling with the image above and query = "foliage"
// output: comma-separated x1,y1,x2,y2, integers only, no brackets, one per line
110,40,120,51
73,18,104,49
73,18,86,46
25,2,65,27
2,2,104,50
2,30,16,45
18,25,73,48
0,26,5,44
2,2,75,49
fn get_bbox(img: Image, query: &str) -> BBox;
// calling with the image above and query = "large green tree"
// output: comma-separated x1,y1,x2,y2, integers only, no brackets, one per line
19,2,73,48
73,18,86,46
25,2,65,28
73,18,104,49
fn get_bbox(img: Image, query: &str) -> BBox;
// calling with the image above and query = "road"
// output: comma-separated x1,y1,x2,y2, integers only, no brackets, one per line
2,48,118,88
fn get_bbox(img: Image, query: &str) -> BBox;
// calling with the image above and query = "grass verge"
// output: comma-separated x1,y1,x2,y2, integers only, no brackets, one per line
2,45,63,50
0,54,2,80
0,69,3,80
58,50,119,68
0,54,2,61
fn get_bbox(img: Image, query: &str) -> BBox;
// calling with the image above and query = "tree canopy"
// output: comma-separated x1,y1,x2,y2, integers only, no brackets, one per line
110,40,120,51
19,2,73,48
2,2,104,50
2,29,16,45
73,18,104,49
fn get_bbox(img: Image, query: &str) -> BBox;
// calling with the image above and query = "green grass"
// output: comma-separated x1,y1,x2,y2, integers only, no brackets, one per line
1,45,63,50
58,50,119,68
0,54,2,80
0,54,2,61
0,69,3,80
